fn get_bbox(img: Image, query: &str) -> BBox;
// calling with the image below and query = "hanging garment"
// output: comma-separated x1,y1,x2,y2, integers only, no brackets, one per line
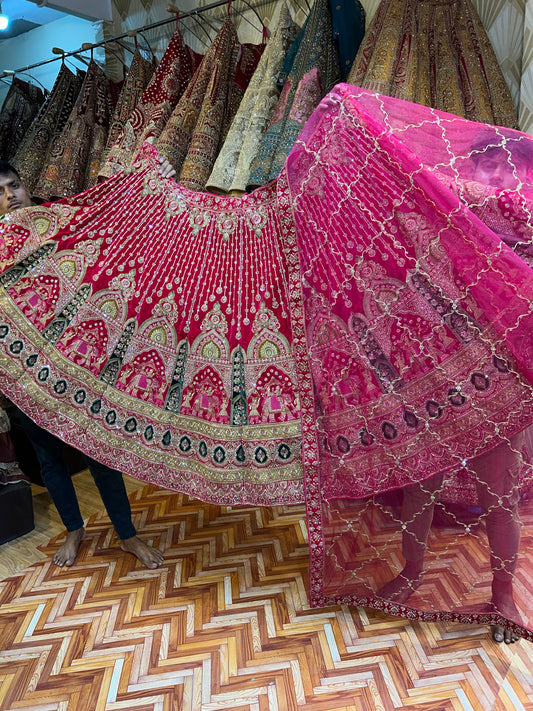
207,2,298,194
12,65,84,195
99,27,202,181
329,0,365,79
348,0,518,128
34,61,114,200
96,49,156,179
223,41,265,145
156,18,264,192
1,84,533,638
0,78,46,162
247,0,342,187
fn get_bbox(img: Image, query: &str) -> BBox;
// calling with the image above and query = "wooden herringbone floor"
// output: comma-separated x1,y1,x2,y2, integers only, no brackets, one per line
1,482,532,711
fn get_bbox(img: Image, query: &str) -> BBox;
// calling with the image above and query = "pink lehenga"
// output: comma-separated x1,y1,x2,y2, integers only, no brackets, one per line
1,84,533,638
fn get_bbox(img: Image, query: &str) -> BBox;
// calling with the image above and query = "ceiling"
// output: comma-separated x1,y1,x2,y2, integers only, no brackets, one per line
31,0,113,22
0,0,113,41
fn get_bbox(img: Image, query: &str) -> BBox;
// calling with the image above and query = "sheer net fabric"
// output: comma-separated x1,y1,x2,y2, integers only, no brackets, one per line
287,85,533,639
0,84,533,637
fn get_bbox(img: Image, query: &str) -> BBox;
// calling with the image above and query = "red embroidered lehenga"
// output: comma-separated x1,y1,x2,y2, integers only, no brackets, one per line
1,84,533,638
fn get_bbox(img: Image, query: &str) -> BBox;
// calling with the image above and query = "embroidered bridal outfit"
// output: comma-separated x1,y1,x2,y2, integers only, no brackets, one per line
1,82,533,638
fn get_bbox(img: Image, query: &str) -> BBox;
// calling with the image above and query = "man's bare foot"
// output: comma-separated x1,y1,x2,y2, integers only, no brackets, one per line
120,535,164,569
53,527,85,567
490,578,522,644
377,561,424,604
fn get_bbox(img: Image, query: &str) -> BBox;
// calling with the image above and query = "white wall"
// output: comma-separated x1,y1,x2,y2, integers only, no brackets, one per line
0,14,100,105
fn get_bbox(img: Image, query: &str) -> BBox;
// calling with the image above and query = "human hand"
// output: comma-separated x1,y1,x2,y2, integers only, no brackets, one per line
158,155,176,180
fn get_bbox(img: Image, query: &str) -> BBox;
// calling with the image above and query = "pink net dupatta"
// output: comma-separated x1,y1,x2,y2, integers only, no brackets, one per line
286,84,533,638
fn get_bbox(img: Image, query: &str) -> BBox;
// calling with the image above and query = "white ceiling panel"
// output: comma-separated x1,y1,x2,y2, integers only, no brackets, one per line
28,0,113,23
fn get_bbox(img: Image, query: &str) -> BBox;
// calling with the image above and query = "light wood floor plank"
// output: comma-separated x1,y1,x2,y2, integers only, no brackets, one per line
0,476,532,710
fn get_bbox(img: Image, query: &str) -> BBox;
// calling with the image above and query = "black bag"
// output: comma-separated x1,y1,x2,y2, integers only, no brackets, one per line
0,481,34,544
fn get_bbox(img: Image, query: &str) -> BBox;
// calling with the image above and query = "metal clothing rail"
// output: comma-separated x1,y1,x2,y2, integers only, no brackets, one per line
2,0,271,77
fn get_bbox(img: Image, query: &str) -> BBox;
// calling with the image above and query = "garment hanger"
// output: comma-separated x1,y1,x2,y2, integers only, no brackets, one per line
104,40,138,79
109,39,135,57
186,15,212,48
194,7,222,36
82,42,127,71
0,69,14,86
167,5,211,48
0,68,48,93
53,46,91,69
51,48,87,74
190,11,216,46
236,0,266,36
226,0,263,35
126,30,156,62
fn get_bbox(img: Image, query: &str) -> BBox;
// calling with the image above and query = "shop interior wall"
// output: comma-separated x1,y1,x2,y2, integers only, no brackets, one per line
0,14,99,105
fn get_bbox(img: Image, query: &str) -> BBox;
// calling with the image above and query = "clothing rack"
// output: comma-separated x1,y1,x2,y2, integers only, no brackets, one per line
2,0,274,78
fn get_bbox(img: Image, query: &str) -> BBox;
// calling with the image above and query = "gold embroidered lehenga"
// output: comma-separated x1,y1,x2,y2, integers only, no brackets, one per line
348,0,518,127
12,65,84,195
33,61,114,200
155,18,263,191
96,49,156,180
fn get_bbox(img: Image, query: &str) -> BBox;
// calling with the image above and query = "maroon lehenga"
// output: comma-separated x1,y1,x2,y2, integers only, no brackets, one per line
0,78,46,162
33,61,114,200
98,27,202,180
1,84,533,638
12,65,84,194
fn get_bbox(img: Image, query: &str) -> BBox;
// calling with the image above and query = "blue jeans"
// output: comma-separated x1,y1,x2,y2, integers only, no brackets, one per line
18,411,136,540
